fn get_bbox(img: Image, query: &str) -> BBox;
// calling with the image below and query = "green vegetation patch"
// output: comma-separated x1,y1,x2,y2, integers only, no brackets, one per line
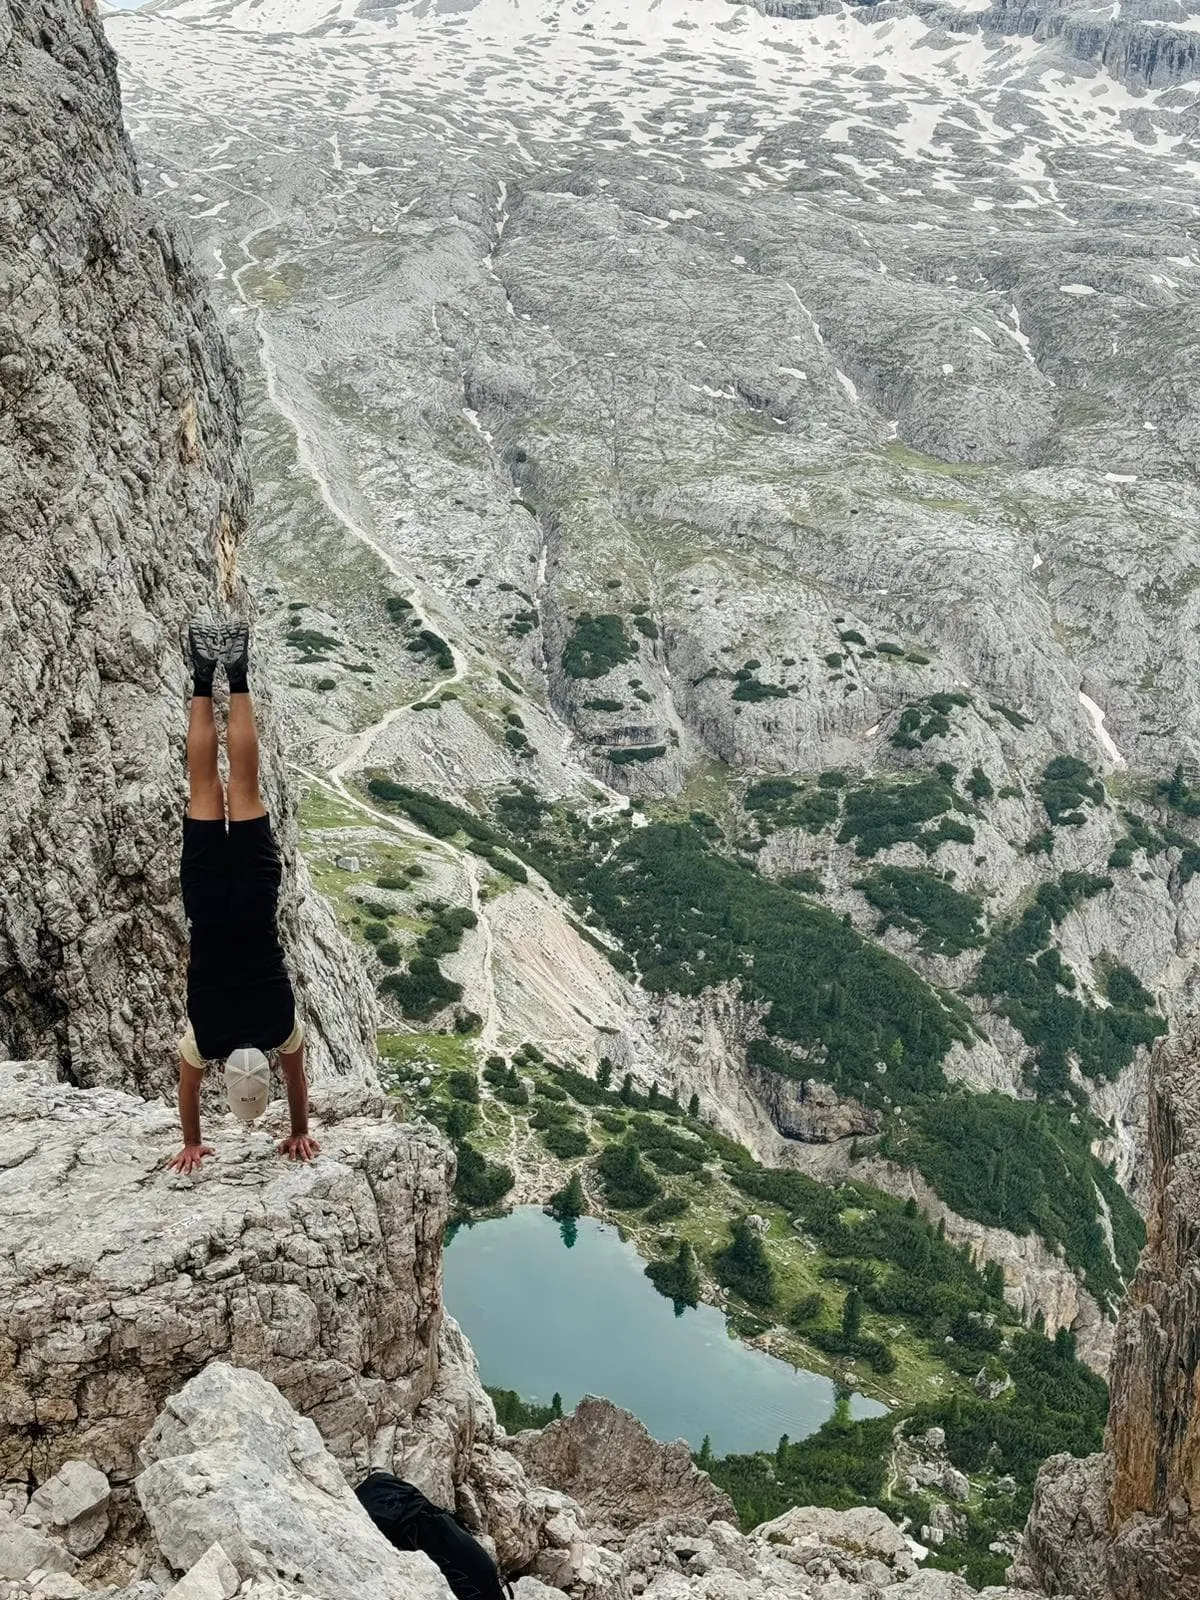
1038,757,1105,826
990,702,1034,730
744,776,840,835
563,613,637,679
714,1216,777,1308
732,664,790,702
577,823,971,1106
286,627,340,660
407,628,455,672
882,1093,1144,1307
454,1141,515,1210
487,1388,562,1432
837,774,972,857
379,957,463,1020
609,745,668,765
1107,806,1200,880
857,867,985,957
891,693,971,750
645,1239,702,1311
976,871,1162,1093
376,902,478,1021
594,1141,662,1209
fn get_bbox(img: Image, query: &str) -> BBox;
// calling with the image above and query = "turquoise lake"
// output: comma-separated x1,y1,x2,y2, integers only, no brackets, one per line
443,1207,888,1455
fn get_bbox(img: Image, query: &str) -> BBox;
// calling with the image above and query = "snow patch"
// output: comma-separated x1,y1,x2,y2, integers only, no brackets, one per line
1079,691,1126,769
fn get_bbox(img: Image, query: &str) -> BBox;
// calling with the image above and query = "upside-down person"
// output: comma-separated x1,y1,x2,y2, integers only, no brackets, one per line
169,621,319,1175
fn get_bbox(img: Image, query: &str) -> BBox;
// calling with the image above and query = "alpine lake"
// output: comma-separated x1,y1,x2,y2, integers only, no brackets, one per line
444,1206,888,1455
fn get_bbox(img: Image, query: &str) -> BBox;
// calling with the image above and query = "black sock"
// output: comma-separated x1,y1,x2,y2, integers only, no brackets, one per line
193,666,216,698
227,666,249,695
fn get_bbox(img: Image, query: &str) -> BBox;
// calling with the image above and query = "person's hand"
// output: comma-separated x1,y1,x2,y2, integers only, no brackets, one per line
279,1134,321,1162
168,1143,215,1175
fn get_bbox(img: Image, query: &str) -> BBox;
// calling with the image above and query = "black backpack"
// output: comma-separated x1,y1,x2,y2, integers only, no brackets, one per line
355,1472,514,1600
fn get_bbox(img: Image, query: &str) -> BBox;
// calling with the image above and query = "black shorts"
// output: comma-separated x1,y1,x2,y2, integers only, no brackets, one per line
180,813,282,928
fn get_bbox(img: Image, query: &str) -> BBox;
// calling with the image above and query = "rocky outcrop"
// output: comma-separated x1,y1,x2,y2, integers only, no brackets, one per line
22,1464,112,1559
735,0,1200,89
1009,1453,1110,1598
136,1364,453,1600
1103,1019,1200,1599
1016,1022,1200,1597
623,1510,1032,1597
507,1398,736,1539
754,1503,919,1578
0,1062,456,1489
0,0,376,1097
745,1064,882,1144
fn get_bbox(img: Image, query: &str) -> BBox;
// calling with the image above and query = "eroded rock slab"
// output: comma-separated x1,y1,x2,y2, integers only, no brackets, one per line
0,1065,454,1487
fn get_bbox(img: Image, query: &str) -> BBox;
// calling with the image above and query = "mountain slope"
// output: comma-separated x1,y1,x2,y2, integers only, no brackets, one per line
103,0,1200,1355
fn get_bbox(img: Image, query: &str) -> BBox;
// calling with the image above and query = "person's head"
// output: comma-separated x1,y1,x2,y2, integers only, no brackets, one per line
224,1047,270,1121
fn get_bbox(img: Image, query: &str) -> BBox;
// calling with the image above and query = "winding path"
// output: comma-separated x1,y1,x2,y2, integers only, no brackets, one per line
229,223,501,1042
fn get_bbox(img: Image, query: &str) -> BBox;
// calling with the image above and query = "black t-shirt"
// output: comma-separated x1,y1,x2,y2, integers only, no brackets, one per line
191,902,299,1062
180,815,297,1061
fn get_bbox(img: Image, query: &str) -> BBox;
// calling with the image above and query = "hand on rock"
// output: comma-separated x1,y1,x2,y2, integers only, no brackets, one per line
168,1143,215,1175
279,1134,321,1162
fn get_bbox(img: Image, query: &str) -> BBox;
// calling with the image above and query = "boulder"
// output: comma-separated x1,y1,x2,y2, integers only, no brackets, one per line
0,1512,75,1583
23,1461,111,1556
508,1399,735,1535
0,1066,457,1486
136,1363,453,1600
164,1544,240,1600
753,1503,918,1579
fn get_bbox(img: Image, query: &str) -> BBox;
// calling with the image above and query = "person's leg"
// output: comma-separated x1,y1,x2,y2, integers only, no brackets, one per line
227,691,267,822
221,625,266,823
186,694,226,821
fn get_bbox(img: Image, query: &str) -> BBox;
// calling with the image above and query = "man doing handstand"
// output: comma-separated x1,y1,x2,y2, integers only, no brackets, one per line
170,622,320,1175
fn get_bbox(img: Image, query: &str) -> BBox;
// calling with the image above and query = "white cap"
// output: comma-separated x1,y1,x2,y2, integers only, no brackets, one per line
224,1047,270,1122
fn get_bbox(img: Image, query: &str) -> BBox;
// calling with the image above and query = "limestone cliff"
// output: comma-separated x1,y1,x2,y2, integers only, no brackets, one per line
1015,1021,1200,1597
0,0,376,1096
1103,1017,1200,1598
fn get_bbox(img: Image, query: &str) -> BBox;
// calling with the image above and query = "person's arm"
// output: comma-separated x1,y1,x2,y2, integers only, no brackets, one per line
169,1059,214,1173
278,1041,320,1161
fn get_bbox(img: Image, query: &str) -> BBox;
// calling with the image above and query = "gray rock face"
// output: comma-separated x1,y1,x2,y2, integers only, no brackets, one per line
754,1503,918,1578
507,1397,736,1538
1015,1023,1200,1597
0,0,377,1096
0,1063,455,1486
745,1065,882,1144
1009,1452,1110,1597
136,1364,454,1599
163,1543,240,1600
1104,1020,1200,1599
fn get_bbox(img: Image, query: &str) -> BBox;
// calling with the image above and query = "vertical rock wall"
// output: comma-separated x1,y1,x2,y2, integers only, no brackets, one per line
0,0,377,1095
1104,1019,1200,1598
1015,1022,1200,1598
